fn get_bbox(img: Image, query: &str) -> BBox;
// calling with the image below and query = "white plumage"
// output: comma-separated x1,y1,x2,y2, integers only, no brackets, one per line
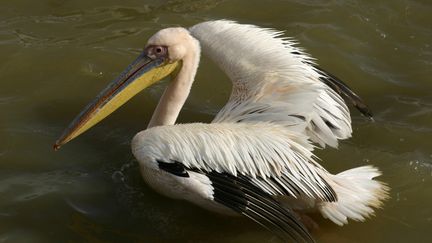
131,20,388,241
133,123,331,200
57,20,389,242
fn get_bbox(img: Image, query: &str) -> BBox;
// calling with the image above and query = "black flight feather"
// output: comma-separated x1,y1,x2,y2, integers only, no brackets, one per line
207,172,315,243
314,66,373,119
157,160,189,177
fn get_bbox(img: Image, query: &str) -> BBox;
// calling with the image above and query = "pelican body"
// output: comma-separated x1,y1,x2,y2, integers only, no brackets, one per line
55,20,388,242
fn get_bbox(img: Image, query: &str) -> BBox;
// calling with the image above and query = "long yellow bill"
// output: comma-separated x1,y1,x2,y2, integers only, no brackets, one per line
54,53,181,150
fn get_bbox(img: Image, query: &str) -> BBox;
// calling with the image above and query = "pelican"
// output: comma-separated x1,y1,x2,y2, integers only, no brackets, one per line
54,20,389,242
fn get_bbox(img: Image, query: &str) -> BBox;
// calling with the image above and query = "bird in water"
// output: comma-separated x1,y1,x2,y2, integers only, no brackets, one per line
54,20,389,242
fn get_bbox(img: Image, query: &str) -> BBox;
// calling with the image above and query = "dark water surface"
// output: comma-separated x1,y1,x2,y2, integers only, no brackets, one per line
1,0,431,242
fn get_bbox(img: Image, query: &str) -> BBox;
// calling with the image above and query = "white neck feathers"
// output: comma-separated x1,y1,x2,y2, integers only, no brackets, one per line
147,36,201,128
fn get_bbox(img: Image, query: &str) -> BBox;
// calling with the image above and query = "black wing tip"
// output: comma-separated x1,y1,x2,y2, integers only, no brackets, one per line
315,66,374,121
351,98,374,120
208,172,315,243
357,105,374,120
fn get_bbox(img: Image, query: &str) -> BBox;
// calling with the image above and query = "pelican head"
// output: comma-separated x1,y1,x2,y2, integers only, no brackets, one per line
54,27,199,150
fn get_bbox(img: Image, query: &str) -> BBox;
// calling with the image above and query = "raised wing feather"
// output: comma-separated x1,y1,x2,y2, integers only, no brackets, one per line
190,20,361,148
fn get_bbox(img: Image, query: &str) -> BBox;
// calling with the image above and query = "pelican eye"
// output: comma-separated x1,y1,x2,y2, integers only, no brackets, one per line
145,45,168,59
155,46,163,53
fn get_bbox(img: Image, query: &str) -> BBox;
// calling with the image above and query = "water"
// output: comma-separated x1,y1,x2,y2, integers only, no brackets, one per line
0,0,431,242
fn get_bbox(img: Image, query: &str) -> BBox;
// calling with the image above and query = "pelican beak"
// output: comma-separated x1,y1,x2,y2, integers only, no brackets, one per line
54,53,181,150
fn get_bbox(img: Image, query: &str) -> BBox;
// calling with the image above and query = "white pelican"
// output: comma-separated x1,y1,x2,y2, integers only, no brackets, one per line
54,20,389,242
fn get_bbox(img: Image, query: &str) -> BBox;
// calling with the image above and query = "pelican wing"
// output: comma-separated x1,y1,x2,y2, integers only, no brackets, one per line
190,20,369,148
132,123,336,202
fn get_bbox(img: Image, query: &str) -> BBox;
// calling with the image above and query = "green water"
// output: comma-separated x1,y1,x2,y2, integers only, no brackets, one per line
1,0,431,242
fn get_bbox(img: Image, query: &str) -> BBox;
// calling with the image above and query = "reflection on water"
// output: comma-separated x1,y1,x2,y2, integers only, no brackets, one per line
0,0,431,242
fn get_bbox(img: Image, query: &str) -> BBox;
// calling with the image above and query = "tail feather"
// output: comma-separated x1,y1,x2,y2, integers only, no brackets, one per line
319,166,389,226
